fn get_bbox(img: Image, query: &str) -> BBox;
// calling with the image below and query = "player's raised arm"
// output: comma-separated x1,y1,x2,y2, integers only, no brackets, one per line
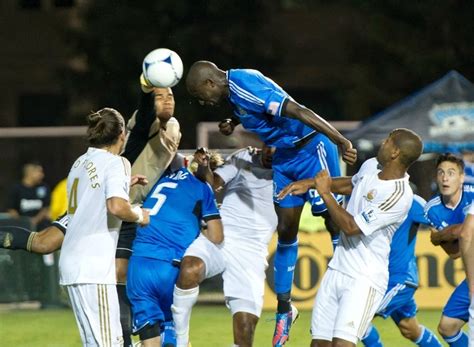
277,176,353,200
315,170,362,236
283,100,357,165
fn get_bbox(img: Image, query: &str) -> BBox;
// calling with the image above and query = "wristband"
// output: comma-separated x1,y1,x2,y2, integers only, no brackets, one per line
132,206,144,224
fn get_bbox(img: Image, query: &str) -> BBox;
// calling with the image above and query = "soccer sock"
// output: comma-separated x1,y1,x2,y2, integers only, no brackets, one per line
116,283,132,347
361,324,383,347
172,285,199,347
0,226,35,251
442,330,468,347
414,325,442,346
274,238,298,313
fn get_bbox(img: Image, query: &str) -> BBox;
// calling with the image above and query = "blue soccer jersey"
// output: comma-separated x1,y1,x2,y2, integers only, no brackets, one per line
227,69,315,149
425,187,474,230
389,195,429,287
132,167,220,261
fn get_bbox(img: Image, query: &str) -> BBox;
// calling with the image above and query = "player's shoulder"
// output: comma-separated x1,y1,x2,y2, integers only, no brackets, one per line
412,194,427,208
424,194,442,213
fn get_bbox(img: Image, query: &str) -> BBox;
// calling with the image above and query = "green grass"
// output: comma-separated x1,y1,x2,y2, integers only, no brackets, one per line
0,305,446,346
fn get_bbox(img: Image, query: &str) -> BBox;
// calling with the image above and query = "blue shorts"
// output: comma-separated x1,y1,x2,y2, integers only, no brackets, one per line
273,133,341,210
376,282,418,323
443,279,470,322
126,256,180,333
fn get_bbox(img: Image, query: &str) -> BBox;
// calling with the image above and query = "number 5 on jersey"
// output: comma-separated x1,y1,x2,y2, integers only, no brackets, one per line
148,182,178,215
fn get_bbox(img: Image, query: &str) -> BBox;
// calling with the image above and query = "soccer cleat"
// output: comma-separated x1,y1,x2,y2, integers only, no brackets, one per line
272,305,299,347
161,320,177,347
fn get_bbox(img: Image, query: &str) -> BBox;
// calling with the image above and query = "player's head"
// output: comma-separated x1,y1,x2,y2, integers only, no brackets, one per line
261,144,275,169
153,87,175,122
435,153,465,197
22,161,44,184
86,108,126,151
188,149,224,174
186,61,227,106
377,128,423,169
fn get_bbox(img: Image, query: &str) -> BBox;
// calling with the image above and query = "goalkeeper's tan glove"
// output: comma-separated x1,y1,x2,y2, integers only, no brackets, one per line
140,73,154,93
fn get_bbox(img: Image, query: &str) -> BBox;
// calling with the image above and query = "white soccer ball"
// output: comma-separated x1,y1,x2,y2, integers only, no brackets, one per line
142,48,183,88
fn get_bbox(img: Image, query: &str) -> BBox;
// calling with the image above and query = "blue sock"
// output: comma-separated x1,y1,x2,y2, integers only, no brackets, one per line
274,238,298,294
415,325,442,346
361,324,383,347
331,234,339,251
442,330,468,347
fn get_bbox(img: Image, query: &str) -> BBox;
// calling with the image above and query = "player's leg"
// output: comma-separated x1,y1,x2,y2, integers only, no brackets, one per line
332,273,383,347
438,279,469,346
0,225,63,253
311,269,342,346
116,222,137,347
307,134,343,251
172,235,224,347
361,324,383,347
67,283,123,346
221,240,268,346
127,256,179,347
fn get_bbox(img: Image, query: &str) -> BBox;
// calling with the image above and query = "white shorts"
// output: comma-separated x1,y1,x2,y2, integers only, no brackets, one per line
66,283,123,347
311,268,383,344
184,234,268,317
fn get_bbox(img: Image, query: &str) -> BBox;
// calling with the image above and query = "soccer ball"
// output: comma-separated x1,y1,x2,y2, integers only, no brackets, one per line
142,48,183,88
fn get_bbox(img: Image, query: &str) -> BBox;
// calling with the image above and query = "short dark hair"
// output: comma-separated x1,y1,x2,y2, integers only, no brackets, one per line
436,153,465,171
86,108,125,147
389,128,423,167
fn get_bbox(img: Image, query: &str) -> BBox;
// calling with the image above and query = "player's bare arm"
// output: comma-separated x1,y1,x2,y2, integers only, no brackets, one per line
315,170,361,236
277,176,353,200
201,218,224,245
283,100,357,165
106,197,150,226
459,213,474,294
430,224,462,245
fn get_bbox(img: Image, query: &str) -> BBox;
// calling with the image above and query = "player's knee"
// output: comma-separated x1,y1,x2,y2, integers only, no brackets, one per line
396,318,418,340
234,313,257,346
437,317,460,337
178,257,205,288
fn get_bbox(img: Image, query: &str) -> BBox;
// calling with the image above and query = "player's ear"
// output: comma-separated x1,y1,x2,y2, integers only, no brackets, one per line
205,78,215,88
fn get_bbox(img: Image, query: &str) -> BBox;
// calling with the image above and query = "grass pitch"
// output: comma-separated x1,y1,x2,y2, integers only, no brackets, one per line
0,305,445,346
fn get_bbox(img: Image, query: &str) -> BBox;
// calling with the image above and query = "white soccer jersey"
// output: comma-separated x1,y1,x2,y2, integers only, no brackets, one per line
214,148,277,246
59,147,131,285
328,157,413,294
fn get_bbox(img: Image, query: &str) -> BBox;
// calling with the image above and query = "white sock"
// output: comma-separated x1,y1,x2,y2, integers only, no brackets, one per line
171,285,199,347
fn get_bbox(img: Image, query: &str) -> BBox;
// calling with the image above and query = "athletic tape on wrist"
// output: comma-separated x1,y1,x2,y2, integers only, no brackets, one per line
132,206,144,224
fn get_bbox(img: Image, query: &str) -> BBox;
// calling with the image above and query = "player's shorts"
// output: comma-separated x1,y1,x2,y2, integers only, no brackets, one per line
184,234,268,317
126,256,179,333
272,132,341,209
443,278,470,322
115,222,136,259
311,268,383,344
66,283,123,347
376,282,417,323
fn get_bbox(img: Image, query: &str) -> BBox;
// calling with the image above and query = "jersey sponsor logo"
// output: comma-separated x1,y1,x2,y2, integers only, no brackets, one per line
362,209,377,223
267,101,280,116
